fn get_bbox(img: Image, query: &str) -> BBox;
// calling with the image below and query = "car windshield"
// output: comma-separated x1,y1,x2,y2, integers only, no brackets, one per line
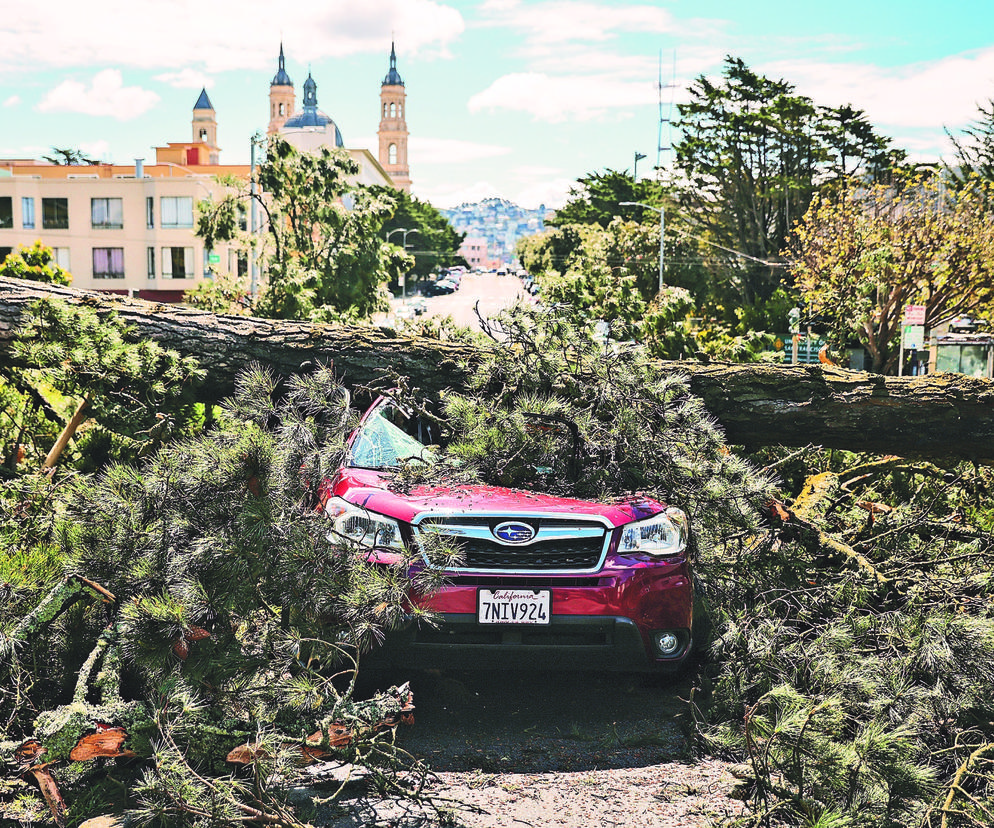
349,404,436,469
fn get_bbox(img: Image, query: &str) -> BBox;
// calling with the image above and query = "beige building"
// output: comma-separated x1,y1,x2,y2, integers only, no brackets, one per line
0,88,247,302
0,44,406,301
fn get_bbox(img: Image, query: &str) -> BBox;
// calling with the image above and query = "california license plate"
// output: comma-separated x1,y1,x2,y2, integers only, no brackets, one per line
477,589,551,625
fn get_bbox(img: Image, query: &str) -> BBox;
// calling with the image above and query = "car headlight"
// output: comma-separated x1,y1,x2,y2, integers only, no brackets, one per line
325,497,405,550
619,507,688,556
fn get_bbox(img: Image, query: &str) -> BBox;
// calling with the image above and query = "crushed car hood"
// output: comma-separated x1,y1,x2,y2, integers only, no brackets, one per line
330,467,664,528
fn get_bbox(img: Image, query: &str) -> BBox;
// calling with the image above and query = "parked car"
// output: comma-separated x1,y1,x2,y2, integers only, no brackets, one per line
320,398,697,674
424,280,455,296
409,297,428,316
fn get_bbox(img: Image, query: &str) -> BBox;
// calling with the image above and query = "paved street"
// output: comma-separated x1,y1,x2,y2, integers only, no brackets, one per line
377,271,536,331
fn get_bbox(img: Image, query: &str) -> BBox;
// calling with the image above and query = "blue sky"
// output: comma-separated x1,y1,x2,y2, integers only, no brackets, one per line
2,0,994,209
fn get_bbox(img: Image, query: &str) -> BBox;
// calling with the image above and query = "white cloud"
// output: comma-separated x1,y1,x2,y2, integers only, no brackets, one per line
415,180,505,209
79,139,111,161
0,0,464,75
479,0,674,47
411,135,512,164
469,71,655,121
3,95,20,107
154,69,214,90
765,47,994,134
511,175,574,210
36,70,160,120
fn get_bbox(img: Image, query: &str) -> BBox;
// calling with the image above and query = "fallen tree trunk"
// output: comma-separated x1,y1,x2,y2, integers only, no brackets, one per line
3,276,994,464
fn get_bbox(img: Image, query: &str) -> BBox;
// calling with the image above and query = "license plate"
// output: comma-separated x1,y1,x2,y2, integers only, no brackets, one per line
477,589,551,625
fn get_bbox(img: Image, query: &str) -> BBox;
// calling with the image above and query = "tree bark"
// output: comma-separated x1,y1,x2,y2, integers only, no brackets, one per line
3,276,994,464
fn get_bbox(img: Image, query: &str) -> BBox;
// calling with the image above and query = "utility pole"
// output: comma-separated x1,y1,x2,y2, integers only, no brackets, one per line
249,134,260,298
386,227,419,300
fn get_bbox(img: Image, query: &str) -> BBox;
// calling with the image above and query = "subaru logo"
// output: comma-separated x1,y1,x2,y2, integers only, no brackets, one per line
493,521,535,544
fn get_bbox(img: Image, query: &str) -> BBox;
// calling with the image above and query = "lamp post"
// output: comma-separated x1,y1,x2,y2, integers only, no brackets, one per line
633,151,646,181
386,227,419,300
619,201,664,291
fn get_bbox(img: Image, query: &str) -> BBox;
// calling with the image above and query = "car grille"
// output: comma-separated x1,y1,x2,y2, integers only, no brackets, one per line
416,515,609,572
455,537,603,569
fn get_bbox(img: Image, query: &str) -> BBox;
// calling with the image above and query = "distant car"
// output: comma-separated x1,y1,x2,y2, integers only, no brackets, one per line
320,398,698,674
425,280,456,296
410,298,428,315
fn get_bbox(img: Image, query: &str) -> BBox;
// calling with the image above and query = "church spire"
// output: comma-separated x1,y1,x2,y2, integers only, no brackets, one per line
271,41,293,87
268,42,295,135
382,40,404,86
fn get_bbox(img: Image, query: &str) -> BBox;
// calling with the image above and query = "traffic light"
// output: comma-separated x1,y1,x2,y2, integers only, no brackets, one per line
788,307,800,334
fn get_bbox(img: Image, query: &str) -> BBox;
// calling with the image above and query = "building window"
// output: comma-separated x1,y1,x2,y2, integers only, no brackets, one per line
162,246,193,279
238,204,248,231
389,143,398,165
52,248,70,271
147,247,155,278
237,252,248,278
42,198,69,229
279,102,285,116
93,247,125,279
21,197,35,228
146,197,154,228
91,197,124,229
160,196,193,228
0,197,12,229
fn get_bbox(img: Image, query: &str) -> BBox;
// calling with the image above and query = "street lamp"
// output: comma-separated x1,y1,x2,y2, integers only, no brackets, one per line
633,151,646,181
619,201,664,291
386,227,420,300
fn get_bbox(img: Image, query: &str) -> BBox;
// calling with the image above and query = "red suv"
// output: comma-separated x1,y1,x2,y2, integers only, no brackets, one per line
321,398,696,673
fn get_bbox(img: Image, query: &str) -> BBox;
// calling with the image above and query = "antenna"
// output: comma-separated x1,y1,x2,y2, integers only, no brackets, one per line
656,49,677,169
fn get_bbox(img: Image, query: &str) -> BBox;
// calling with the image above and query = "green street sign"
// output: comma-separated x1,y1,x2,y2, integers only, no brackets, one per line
208,253,221,264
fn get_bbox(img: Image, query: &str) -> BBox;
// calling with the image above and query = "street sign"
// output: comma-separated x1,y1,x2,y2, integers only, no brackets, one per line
903,305,926,325
903,325,925,350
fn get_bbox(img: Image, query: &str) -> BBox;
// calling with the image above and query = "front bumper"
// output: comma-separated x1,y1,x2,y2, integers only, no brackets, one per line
362,558,695,673
361,613,693,673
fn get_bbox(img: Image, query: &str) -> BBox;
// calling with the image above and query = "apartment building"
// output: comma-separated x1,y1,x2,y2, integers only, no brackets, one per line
0,157,248,301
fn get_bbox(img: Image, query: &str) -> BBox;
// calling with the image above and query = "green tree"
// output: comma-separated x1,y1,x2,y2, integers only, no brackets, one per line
42,147,98,165
11,298,204,470
820,103,907,183
0,241,72,286
547,169,667,229
377,187,466,286
673,57,903,310
0,365,453,826
946,98,994,185
789,175,994,373
517,219,700,359
183,269,252,314
197,136,409,321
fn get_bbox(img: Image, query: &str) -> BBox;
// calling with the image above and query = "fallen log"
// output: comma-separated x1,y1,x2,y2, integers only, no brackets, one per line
3,277,994,464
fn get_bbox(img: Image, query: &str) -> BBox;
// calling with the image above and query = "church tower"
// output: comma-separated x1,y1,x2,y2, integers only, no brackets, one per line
192,88,219,164
378,42,411,192
268,43,295,136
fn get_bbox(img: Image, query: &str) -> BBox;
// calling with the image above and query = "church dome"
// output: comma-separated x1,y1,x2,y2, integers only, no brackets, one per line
280,72,344,147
